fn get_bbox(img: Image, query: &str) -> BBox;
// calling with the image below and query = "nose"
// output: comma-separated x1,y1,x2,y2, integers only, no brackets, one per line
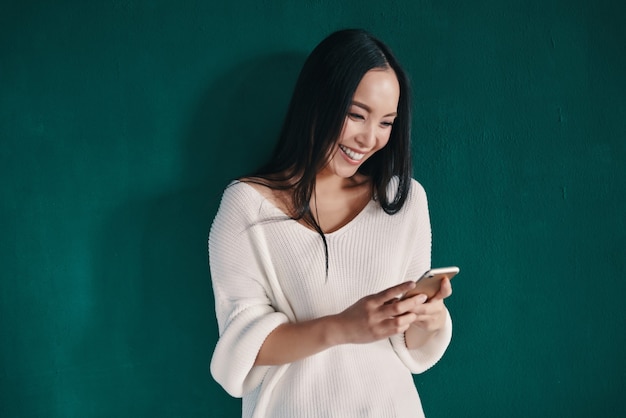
355,122,377,149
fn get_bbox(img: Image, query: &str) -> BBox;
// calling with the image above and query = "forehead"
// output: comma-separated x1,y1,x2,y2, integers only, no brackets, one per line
352,69,400,110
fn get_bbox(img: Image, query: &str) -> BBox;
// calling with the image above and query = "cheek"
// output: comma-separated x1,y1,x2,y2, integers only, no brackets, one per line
339,120,354,139
376,132,392,151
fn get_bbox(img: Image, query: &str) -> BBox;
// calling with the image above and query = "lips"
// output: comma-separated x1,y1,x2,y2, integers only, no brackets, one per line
339,144,365,162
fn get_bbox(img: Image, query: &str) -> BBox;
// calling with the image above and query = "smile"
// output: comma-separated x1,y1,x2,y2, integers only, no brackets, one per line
339,145,365,162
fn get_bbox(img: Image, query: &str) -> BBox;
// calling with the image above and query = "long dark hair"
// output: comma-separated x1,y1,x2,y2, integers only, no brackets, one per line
246,29,413,273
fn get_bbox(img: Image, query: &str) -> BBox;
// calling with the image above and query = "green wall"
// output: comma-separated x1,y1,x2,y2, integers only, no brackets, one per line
2,0,624,417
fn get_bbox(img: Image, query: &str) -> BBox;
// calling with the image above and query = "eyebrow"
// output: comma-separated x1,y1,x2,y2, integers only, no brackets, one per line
352,101,398,117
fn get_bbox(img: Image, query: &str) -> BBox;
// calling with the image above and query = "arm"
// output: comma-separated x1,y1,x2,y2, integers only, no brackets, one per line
387,180,453,372
209,184,421,391
255,280,421,366
209,183,291,396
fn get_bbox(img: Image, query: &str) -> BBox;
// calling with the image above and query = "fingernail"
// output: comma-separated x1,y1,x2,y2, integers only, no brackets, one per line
417,295,428,303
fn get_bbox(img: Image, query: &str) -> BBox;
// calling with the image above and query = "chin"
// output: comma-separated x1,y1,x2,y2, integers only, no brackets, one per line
334,165,361,179
322,153,370,179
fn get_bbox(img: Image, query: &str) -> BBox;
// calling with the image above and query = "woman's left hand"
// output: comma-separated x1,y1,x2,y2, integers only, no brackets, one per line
403,277,452,348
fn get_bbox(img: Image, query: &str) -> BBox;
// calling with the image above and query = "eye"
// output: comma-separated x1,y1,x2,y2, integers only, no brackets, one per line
381,120,394,128
348,113,365,121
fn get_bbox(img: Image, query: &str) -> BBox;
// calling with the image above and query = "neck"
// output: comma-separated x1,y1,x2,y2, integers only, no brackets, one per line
315,169,368,192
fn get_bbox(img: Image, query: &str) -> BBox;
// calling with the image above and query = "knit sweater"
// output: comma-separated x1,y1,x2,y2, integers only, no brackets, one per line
208,179,452,418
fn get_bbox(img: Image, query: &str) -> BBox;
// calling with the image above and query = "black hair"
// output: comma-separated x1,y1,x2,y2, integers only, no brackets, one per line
245,29,413,274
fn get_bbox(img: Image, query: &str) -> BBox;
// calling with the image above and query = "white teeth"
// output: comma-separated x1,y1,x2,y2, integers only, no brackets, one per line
339,145,365,161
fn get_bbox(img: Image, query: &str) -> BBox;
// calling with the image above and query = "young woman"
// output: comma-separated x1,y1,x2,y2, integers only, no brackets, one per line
208,29,453,417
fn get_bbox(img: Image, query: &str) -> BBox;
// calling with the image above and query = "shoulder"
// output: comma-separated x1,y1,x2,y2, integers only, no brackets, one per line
219,180,258,205
399,179,431,233
237,177,292,215
213,180,266,222
408,178,427,200
405,179,429,214
384,176,428,205
210,181,266,240
214,179,292,223
237,177,278,201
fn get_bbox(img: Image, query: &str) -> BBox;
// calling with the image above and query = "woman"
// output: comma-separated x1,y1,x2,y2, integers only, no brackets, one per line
208,29,453,417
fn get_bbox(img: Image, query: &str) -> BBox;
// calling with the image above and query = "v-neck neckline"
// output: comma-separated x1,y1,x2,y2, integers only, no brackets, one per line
239,181,376,237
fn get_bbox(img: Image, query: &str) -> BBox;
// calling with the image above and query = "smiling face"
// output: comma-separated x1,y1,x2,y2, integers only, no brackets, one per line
321,68,401,180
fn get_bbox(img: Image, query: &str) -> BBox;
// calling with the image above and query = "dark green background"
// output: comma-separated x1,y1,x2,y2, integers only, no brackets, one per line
2,0,625,417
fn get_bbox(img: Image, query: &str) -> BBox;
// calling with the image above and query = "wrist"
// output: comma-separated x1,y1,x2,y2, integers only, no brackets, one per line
322,314,346,347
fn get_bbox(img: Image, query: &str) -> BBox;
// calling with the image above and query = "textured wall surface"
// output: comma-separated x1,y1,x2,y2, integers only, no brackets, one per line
1,0,625,417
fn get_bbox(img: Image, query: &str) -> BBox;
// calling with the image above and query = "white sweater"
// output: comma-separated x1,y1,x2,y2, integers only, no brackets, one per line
208,179,452,418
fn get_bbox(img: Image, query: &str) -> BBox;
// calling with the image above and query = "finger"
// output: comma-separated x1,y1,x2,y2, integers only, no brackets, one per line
397,295,439,318
411,306,448,331
375,281,416,304
411,300,444,317
430,277,452,301
410,318,440,332
382,293,427,318
382,312,417,333
404,293,428,305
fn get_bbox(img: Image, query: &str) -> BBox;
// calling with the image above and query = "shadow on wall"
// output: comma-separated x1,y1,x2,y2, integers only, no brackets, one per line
71,53,306,416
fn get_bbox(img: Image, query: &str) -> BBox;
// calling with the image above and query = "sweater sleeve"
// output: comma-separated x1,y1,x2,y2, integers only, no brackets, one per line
208,183,290,397
389,180,453,373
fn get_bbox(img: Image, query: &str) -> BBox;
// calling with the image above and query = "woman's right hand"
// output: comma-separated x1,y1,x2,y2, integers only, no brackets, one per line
330,281,422,345
254,281,422,366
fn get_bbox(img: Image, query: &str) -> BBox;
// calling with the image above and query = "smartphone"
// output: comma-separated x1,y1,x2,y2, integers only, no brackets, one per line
403,266,459,300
